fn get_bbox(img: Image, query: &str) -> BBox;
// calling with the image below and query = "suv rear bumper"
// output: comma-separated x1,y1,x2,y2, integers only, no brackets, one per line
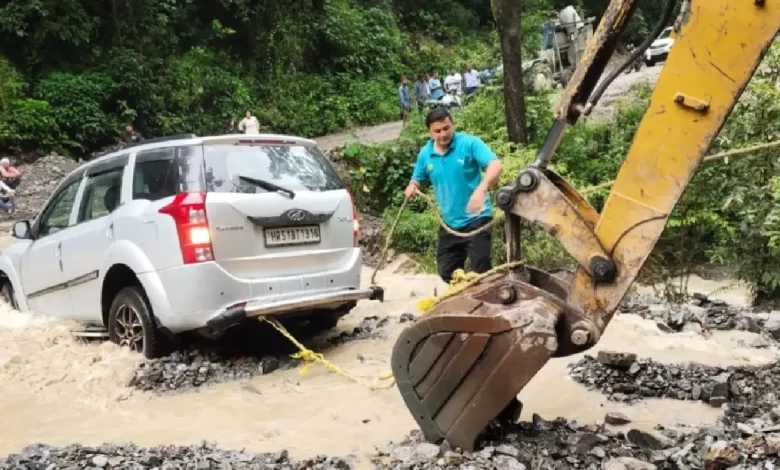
144,247,378,333
206,285,384,333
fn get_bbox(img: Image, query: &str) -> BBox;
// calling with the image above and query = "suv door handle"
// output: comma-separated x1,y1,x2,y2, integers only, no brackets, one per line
106,222,114,240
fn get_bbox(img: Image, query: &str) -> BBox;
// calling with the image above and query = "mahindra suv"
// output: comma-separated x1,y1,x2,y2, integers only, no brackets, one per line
0,133,383,358
644,26,675,67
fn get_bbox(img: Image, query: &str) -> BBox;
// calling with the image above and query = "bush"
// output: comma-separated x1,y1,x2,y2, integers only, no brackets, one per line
35,72,121,153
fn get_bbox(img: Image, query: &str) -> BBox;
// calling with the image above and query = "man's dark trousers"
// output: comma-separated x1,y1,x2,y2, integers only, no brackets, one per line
437,216,493,283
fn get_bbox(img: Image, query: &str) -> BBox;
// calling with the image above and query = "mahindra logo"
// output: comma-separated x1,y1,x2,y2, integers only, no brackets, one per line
284,209,308,222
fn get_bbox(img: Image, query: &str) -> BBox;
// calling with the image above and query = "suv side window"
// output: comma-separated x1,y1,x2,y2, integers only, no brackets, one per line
38,178,82,238
77,168,125,223
133,148,179,201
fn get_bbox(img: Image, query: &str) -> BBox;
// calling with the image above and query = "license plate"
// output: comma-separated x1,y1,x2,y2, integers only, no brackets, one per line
264,225,321,247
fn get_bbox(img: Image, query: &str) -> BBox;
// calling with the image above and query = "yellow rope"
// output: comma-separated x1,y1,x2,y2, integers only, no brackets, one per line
259,138,778,389
260,316,396,390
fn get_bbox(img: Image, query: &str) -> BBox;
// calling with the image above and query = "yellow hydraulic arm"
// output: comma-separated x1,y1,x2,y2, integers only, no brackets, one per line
390,0,780,452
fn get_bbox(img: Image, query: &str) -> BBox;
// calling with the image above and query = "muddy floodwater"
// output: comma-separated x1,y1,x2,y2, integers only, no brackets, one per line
0,249,775,464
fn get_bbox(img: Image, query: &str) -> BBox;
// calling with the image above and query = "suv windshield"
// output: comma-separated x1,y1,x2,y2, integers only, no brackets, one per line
202,142,345,194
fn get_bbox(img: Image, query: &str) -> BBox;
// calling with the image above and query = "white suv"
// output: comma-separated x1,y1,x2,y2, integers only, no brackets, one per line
644,26,675,67
0,134,383,358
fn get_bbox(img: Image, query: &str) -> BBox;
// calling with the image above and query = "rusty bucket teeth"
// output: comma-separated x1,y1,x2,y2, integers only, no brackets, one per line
391,274,565,452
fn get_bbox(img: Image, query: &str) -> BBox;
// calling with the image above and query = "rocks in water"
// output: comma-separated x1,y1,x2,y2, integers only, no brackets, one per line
605,412,632,425
569,351,780,413
0,442,351,469
128,349,302,393
373,415,780,469
399,313,416,323
326,315,390,346
619,292,777,342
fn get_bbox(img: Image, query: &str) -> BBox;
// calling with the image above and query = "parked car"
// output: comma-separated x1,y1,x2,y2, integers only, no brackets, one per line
0,133,384,358
644,26,675,67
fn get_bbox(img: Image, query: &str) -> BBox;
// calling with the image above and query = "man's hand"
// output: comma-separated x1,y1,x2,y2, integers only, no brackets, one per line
404,181,420,199
467,187,487,214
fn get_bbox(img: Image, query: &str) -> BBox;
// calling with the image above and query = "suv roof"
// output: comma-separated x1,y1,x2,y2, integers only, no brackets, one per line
68,133,320,186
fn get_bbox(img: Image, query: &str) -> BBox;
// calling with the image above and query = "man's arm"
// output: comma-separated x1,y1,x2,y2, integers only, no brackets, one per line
471,137,503,191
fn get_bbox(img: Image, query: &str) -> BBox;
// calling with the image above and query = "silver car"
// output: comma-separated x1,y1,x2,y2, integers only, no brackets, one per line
0,134,384,358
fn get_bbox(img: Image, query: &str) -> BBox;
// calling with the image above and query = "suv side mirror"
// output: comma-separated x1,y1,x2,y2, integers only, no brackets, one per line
12,220,31,239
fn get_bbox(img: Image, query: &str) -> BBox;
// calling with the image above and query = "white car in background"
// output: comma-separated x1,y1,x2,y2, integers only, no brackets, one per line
645,26,675,67
0,134,384,358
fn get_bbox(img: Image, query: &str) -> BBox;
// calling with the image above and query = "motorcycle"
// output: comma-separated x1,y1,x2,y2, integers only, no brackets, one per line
426,87,463,110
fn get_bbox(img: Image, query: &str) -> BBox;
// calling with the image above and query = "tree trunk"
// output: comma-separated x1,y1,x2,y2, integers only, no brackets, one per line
491,0,527,144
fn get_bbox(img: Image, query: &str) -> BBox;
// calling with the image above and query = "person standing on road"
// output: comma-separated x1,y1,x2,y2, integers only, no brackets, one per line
414,74,429,114
398,76,411,125
444,70,462,95
428,70,445,101
238,111,260,134
403,108,503,283
464,65,481,96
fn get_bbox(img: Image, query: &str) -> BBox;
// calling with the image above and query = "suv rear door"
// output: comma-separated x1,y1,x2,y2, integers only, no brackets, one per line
201,138,357,279
60,157,127,321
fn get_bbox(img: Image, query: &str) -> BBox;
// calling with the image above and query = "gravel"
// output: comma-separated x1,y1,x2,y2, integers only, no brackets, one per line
0,442,352,469
373,414,780,469
129,315,393,394
619,292,778,344
568,351,779,407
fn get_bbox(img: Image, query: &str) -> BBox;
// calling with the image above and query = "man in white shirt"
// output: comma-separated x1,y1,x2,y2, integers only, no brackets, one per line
238,111,260,134
464,65,481,96
444,70,462,94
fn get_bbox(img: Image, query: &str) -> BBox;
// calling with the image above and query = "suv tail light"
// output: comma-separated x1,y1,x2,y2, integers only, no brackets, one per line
159,192,214,264
347,189,360,247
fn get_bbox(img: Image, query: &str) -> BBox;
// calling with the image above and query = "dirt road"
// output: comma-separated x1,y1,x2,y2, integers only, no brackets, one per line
314,121,405,152
312,64,661,152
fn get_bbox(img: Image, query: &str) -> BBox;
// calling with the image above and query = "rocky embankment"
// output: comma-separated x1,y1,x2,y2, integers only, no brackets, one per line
373,413,780,469
620,292,778,341
0,154,80,221
562,351,780,468
0,443,351,469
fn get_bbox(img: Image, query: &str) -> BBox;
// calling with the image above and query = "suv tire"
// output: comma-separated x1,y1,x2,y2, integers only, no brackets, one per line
108,286,160,359
0,281,18,310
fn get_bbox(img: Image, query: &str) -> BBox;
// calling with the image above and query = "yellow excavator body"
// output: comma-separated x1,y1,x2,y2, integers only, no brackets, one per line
390,0,780,452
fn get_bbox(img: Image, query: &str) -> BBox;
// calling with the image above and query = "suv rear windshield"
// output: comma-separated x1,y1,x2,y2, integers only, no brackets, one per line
202,143,344,194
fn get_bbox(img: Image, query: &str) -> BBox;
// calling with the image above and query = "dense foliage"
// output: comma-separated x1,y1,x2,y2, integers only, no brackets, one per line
340,43,780,305
0,0,675,157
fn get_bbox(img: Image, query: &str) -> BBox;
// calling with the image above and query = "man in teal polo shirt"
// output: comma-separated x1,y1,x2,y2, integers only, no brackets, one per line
403,108,503,283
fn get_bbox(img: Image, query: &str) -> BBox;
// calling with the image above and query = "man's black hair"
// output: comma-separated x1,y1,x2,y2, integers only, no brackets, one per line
425,108,453,129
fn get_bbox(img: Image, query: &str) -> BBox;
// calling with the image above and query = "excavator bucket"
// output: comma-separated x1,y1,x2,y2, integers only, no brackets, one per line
391,265,587,451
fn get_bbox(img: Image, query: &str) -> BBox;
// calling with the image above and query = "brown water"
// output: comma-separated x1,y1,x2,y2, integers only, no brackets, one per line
0,256,775,463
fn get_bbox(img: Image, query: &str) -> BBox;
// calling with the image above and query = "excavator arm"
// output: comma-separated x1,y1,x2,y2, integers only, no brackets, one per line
391,0,780,452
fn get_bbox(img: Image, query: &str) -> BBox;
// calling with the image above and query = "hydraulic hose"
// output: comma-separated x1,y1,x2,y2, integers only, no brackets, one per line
584,0,679,113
